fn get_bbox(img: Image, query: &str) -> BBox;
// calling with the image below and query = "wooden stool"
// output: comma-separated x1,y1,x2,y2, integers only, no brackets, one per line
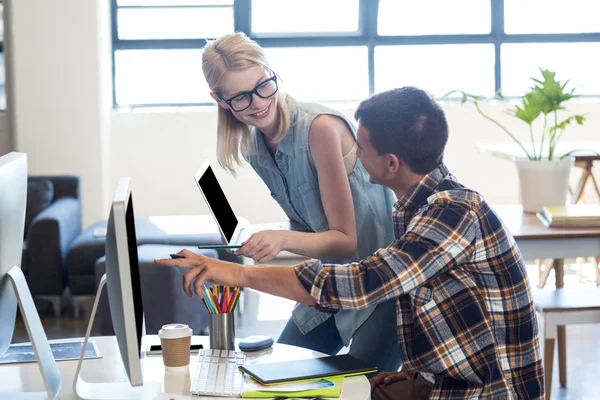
534,288,600,399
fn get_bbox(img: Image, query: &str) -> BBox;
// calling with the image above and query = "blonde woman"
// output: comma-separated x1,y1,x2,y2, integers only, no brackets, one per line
201,33,400,373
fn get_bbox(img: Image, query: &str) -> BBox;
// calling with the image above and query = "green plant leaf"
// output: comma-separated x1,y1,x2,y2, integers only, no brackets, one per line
452,69,586,162
506,91,545,125
531,68,578,113
548,114,587,134
442,89,483,104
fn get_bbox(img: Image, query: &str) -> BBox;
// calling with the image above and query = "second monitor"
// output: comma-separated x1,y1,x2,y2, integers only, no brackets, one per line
73,177,159,399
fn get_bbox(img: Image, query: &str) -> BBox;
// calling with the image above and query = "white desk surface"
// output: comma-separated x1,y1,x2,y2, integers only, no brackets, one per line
0,335,371,400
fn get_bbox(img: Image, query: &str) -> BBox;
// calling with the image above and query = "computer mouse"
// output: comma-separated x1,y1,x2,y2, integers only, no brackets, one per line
238,335,274,352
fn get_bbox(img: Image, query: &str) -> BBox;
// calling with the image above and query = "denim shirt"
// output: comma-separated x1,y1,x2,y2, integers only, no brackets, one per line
245,96,396,345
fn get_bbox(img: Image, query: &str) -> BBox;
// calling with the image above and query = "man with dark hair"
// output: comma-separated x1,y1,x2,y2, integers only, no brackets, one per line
156,87,545,399
354,86,448,176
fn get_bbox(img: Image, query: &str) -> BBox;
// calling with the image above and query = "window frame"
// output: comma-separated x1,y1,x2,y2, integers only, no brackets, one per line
111,0,600,108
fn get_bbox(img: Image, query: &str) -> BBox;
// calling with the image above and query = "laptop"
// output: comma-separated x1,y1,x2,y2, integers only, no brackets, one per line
194,160,309,249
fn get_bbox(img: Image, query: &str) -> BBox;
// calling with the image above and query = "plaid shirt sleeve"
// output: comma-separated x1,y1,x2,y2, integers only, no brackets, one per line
294,200,478,311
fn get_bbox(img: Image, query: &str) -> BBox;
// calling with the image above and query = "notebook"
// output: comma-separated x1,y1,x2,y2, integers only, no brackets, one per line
242,377,344,398
238,354,378,385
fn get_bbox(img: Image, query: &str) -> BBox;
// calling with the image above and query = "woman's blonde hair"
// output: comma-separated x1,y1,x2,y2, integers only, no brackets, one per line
202,32,290,174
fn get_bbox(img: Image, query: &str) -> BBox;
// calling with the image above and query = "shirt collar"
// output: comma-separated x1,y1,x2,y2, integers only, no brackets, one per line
394,163,451,212
250,95,297,157
275,96,298,156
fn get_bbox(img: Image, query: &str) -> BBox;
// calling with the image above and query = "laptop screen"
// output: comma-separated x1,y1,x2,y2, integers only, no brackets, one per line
198,165,238,242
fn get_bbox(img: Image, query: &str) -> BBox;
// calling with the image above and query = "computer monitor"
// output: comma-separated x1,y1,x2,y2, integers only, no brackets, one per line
0,152,61,398
105,177,145,386
73,177,158,399
0,152,27,356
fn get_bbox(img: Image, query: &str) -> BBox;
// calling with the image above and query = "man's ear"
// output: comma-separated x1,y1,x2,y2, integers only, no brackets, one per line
386,153,402,173
210,92,229,110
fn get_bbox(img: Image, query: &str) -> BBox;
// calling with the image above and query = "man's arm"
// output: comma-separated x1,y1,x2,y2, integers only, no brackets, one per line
155,251,318,305
241,265,317,306
155,200,476,311
294,200,478,311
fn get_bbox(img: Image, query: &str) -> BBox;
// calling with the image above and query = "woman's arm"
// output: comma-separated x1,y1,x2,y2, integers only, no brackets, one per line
282,114,358,259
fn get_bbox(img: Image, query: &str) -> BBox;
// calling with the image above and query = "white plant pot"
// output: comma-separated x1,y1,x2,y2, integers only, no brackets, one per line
515,157,574,213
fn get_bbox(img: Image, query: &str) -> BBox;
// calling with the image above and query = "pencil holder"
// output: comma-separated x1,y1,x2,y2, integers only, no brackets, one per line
209,313,235,350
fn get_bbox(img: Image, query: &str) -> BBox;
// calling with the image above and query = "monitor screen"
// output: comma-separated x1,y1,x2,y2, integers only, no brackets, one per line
125,194,143,354
198,165,238,242
105,177,144,386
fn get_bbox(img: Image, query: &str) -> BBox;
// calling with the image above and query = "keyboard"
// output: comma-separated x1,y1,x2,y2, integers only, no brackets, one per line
191,349,246,397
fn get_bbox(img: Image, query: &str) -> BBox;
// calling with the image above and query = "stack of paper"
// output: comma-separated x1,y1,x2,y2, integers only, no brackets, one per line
537,204,600,228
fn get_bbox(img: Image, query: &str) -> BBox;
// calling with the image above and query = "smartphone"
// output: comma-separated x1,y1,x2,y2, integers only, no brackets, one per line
146,343,203,355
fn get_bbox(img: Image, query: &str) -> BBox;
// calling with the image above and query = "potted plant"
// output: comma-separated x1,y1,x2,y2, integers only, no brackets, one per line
448,69,586,213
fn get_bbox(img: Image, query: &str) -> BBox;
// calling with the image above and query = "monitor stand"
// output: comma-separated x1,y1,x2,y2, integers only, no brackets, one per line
6,266,62,399
73,274,160,400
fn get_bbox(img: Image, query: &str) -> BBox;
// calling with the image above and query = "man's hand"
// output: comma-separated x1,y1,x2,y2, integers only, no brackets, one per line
235,230,288,263
369,370,414,391
154,249,244,298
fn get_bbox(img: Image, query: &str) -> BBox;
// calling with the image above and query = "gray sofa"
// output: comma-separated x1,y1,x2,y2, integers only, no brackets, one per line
66,218,233,298
66,215,245,321
24,176,82,316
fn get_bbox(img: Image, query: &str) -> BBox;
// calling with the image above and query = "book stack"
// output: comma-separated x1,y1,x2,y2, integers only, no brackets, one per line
537,204,600,228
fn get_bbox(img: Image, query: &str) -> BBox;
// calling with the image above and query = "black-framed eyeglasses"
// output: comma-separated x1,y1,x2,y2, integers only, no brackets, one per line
218,75,278,112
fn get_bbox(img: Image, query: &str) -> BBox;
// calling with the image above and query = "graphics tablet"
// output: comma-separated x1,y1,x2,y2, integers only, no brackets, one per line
239,354,377,385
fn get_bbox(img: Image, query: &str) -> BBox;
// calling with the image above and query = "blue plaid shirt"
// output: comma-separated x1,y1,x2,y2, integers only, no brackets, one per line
295,164,544,399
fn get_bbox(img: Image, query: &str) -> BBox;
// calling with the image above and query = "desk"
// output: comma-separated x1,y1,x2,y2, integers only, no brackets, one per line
494,205,600,288
494,204,600,398
0,335,370,400
478,141,600,203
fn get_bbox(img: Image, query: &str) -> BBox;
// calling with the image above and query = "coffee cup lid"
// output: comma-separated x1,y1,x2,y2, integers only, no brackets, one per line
158,323,193,339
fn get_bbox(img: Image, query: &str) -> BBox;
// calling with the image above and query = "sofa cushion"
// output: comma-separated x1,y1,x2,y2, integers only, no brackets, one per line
25,178,54,235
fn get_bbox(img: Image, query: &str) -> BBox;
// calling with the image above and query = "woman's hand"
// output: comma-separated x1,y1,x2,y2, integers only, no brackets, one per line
154,249,244,298
369,370,414,391
235,230,288,263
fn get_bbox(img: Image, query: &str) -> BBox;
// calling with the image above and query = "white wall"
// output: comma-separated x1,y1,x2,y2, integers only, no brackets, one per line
110,108,288,223
8,0,112,227
110,101,600,224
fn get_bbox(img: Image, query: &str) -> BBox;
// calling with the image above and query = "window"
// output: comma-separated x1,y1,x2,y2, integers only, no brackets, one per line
111,0,600,107
378,0,491,36
375,44,494,97
117,7,233,39
264,47,368,102
115,49,210,105
504,0,600,34
252,0,359,34
501,43,600,96
112,0,234,107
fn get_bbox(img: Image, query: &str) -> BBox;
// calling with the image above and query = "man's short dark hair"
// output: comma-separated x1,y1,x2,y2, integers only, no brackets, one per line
354,87,448,175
